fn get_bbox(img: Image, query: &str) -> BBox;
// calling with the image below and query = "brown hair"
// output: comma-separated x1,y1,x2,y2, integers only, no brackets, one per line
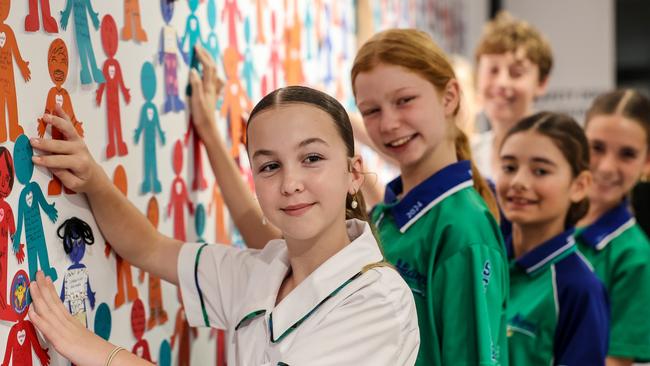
247,85,369,221
502,112,590,227
351,28,499,220
475,11,553,83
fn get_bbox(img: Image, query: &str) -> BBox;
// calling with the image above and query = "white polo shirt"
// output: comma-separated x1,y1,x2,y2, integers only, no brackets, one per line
178,219,420,365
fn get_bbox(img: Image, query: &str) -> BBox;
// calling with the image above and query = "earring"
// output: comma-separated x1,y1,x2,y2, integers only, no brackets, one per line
350,191,358,209
262,216,268,226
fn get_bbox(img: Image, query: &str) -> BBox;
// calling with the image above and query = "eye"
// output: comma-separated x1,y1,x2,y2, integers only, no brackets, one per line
501,163,517,174
303,154,324,164
619,147,638,160
360,107,380,117
396,96,416,106
509,67,524,78
259,161,280,173
533,168,549,176
590,141,605,155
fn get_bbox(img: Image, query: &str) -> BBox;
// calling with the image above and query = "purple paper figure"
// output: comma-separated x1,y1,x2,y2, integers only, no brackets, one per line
158,0,185,114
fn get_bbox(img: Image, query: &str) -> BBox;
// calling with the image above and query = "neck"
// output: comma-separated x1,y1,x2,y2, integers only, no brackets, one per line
400,140,457,195
512,218,566,259
577,198,619,228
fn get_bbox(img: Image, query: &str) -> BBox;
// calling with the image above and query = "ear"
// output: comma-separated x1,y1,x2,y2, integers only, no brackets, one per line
442,79,461,118
569,170,592,203
535,74,550,98
642,152,650,181
348,155,365,194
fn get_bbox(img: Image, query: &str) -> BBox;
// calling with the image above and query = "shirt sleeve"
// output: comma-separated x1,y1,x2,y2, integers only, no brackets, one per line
431,244,509,366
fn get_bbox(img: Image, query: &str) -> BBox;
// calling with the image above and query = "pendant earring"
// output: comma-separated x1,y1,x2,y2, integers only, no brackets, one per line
262,216,268,226
350,191,359,209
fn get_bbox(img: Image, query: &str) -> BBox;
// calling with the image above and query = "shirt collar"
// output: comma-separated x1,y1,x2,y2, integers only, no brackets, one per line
507,228,577,276
382,160,474,233
577,200,636,251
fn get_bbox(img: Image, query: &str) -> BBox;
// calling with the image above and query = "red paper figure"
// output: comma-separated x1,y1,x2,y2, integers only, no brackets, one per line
122,0,147,42
105,165,139,309
96,15,131,159
38,38,84,196
210,328,227,366
25,0,58,32
131,298,153,362
0,0,30,143
168,141,194,240
184,117,207,191
171,289,197,366
138,196,168,330
209,183,229,244
283,0,304,86
0,147,16,321
220,47,251,162
1,270,50,366
255,0,267,44
221,0,242,56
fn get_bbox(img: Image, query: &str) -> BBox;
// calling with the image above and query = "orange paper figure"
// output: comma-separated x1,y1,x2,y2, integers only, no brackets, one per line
131,298,153,361
138,196,168,330
221,0,242,55
38,38,84,196
220,47,251,161
25,0,58,32
209,183,229,244
283,0,304,86
254,0,267,44
105,165,139,309
171,289,197,366
168,140,194,240
121,0,147,42
0,0,30,143
96,15,131,159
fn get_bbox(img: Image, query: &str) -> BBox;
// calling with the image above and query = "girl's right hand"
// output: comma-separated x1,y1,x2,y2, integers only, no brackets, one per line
31,105,107,195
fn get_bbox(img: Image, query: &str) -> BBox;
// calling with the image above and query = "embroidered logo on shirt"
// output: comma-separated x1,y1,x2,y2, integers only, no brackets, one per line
482,261,491,291
507,314,537,338
405,201,424,220
395,259,427,297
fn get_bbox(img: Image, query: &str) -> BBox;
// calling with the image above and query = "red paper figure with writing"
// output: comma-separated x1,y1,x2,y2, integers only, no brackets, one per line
0,147,15,321
131,298,153,362
25,0,57,32
168,141,194,240
139,196,168,330
171,289,197,366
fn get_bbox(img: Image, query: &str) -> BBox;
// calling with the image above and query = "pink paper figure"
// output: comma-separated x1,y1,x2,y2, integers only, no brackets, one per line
96,15,131,159
25,0,58,32
221,47,252,163
0,147,16,321
0,0,30,143
171,289,197,366
221,0,242,56
1,270,50,366
168,140,194,240
266,11,282,92
122,0,147,42
131,298,153,362
210,328,226,366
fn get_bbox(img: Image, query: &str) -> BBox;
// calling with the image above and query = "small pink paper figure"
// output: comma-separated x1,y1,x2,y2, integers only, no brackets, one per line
131,298,154,362
25,0,58,33
168,140,194,240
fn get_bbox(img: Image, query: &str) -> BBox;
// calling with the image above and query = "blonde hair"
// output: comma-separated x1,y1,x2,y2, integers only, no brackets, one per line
351,28,499,220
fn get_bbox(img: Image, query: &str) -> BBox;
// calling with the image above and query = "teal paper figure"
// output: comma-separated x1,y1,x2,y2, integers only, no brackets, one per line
11,134,58,282
241,17,257,100
94,302,112,341
134,62,165,194
159,340,171,366
304,5,313,60
60,0,105,85
194,203,205,242
204,0,221,66
179,0,204,73
158,0,185,113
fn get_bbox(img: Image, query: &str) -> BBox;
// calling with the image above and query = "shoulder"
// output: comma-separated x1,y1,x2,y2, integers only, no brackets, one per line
554,253,606,298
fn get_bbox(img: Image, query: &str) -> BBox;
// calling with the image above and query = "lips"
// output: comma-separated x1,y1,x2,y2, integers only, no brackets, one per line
505,195,538,208
385,133,418,148
281,202,316,216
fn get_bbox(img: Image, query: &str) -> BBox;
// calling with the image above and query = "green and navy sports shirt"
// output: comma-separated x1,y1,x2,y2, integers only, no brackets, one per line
576,201,650,361
506,229,609,366
371,160,509,366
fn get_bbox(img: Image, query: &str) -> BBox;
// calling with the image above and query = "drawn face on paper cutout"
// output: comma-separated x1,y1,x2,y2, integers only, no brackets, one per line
94,303,112,341
68,233,86,263
100,15,119,58
207,0,217,29
113,165,128,196
188,0,199,13
48,39,69,87
0,0,10,22
13,135,34,185
195,203,206,237
0,147,15,198
147,196,159,228
11,270,29,319
131,298,146,340
141,62,156,101
172,140,183,175
160,0,174,24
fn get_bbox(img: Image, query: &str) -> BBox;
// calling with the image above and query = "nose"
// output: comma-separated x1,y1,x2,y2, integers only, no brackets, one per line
596,151,617,176
378,106,401,134
495,68,512,90
510,168,530,192
280,165,305,196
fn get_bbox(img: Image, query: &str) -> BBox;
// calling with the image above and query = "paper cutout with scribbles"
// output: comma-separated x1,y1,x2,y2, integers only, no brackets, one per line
221,47,251,162
0,147,16,321
122,0,147,42
96,15,130,159
195,203,206,242
159,0,186,114
105,165,139,309
158,340,171,366
168,141,194,241
209,184,229,244
0,1,30,143
131,298,153,362
1,270,50,366
171,289,197,366
242,17,257,100
210,328,227,366
60,0,105,84
284,0,304,86
25,0,58,32
57,217,96,328
134,62,165,194
93,302,112,341
12,135,58,283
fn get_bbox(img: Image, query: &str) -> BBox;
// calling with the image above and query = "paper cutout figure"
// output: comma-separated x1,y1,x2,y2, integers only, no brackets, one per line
171,289,197,366
241,17,257,100
121,0,147,42
254,0,267,44
194,203,205,242
158,0,185,114
304,5,314,60
179,0,204,72
57,217,96,328
340,7,349,60
131,298,153,362
222,0,242,56
221,47,252,162
96,15,131,159
105,165,139,308
283,0,304,86
266,12,282,92
168,141,194,240
38,38,84,196
12,135,58,282
159,340,171,366
0,0,30,143
0,147,16,321
60,0,105,84
93,302,112,341
138,196,168,330
134,62,165,194
25,0,58,32
1,270,50,366
184,114,208,191
210,329,227,366
204,0,221,66
321,4,334,85
209,184,230,244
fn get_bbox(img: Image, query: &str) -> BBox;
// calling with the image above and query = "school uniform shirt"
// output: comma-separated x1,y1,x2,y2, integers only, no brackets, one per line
576,201,650,361
371,160,509,366
177,219,420,366
506,229,610,366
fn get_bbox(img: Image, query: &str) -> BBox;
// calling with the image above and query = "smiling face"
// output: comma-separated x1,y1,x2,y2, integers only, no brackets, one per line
247,104,359,242
48,39,69,87
585,114,650,210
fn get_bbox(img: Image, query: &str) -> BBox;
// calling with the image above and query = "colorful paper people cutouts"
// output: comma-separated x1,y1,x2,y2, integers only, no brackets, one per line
158,340,171,366
159,0,185,114
25,0,58,33
210,328,227,366
194,203,205,242
0,147,15,321
60,0,105,84
266,12,281,92
221,46,252,162
131,298,153,362
204,0,221,66
97,15,131,159
241,17,258,100
93,302,112,341
134,62,165,194
222,0,242,56
255,0,267,44
171,289,197,366
179,0,204,70
169,140,194,240
57,217,96,328
209,184,229,244
283,0,304,86
121,0,147,42
0,0,30,143
12,135,58,282
1,270,50,366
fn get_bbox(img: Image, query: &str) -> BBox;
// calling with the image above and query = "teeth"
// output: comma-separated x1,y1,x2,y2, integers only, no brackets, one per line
387,135,414,147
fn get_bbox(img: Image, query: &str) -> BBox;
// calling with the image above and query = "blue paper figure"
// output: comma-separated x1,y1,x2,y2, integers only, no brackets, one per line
11,134,58,282
304,5,314,60
134,62,165,194
195,203,206,243
204,0,221,67
179,0,204,73
241,17,258,100
94,302,112,341
158,0,186,114
159,340,171,366
321,4,334,85
60,0,105,85
58,217,96,328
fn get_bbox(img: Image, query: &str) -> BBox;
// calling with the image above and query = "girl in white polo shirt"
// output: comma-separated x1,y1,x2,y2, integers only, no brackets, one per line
26,60,419,364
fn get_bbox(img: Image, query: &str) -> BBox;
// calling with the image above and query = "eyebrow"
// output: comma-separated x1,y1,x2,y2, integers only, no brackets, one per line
357,87,413,108
251,137,329,160
500,155,557,166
